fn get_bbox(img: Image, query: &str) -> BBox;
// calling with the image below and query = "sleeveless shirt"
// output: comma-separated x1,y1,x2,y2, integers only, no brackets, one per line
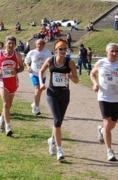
98,58,118,102
0,50,19,91
49,57,71,88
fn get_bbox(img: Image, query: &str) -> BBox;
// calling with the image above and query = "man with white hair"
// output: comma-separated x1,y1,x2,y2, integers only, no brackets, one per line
90,43,118,161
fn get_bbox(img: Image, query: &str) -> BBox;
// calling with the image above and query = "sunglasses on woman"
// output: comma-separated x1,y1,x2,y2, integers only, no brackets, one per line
58,47,67,51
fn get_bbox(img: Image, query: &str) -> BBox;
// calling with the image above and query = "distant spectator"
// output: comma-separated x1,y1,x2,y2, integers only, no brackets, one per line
0,22,4,30
87,47,92,75
45,28,54,42
24,42,30,55
70,20,78,31
77,44,89,75
38,24,47,39
30,21,36,26
15,22,21,32
66,32,72,48
0,42,4,50
51,22,56,32
18,40,24,52
53,25,61,37
87,21,94,31
114,12,118,30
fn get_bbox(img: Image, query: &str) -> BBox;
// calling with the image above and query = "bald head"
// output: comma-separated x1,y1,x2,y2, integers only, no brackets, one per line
35,38,45,51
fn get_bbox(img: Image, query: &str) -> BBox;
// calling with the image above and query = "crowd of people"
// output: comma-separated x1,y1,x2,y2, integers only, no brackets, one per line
35,22,61,42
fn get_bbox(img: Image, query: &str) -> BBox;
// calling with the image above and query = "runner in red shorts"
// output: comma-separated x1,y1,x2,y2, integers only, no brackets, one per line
0,36,24,136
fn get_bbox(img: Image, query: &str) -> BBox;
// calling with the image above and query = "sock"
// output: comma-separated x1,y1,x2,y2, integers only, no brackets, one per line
57,146,62,151
101,127,103,134
50,137,55,143
107,149,112,153
6,123,10,128
0,115,4,123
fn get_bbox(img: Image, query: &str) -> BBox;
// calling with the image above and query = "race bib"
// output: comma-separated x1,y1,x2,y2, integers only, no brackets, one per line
104,73,118,85
37,61,44,70
2,67,14,78
52,72,69,87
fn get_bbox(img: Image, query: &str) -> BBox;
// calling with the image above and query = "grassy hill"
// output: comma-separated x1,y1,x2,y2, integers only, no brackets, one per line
0,0,116,26
0,0,117,56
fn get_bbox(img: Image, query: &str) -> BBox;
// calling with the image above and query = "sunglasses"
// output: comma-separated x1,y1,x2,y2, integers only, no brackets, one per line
58,47,67,51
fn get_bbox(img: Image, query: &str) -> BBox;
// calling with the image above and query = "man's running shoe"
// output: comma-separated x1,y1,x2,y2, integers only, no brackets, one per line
32,107,41,115
98,126,104,144
57,150,65,161
0,116,5,132
6,126,13,137
107,149,116,161
48,138,56,155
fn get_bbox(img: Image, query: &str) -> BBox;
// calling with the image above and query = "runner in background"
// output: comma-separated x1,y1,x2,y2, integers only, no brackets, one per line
0,36,24,136
39,39,79,161
25,38,52,115
90,43,118,161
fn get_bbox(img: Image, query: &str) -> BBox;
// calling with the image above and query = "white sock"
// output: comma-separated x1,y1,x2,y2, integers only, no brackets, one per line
0,115,4,122
6,123,10,128
57,146,62,151
101,127,103,134
107,149,112,153
50,137,55,142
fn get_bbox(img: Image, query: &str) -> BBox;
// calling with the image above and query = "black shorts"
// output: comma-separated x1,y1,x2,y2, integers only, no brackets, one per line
99,101,118,122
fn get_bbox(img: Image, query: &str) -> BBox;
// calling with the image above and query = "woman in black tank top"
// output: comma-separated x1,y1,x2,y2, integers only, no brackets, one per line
39,39,79,161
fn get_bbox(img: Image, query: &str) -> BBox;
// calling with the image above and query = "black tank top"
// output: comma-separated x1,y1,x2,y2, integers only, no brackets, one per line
49,56,71,88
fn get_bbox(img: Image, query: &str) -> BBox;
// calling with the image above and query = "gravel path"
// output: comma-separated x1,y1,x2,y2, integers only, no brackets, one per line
16,69,118,179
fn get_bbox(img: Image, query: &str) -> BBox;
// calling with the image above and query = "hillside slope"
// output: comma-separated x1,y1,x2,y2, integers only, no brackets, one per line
0,0,116,27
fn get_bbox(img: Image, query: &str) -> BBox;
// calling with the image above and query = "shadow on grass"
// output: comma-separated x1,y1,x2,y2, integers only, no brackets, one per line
10,112,53,122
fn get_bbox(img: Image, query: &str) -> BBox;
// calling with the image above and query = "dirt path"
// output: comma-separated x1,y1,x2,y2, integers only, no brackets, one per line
16,70,118,179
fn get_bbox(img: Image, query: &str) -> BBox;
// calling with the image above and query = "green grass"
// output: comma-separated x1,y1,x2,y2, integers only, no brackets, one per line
0,100,110,180
74,29,118,56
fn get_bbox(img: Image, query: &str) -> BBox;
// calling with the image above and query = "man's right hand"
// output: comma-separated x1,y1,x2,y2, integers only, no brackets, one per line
93,84,99,92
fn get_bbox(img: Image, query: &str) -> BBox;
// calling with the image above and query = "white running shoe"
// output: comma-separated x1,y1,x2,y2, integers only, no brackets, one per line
107,149,116,161
0,116,5,132
48,138,56,155
57,149,65,161
32,107,41,115
31,102,35,109
97,126,104,144
6,126,13,137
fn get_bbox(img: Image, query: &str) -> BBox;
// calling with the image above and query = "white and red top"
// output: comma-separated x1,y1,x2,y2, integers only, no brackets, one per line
0,50,19,94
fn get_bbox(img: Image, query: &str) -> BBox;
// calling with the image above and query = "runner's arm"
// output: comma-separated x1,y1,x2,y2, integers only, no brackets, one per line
67,60,79,83
24,53,32,73
17,52,24,73
90,62,99,92
39,57,52,89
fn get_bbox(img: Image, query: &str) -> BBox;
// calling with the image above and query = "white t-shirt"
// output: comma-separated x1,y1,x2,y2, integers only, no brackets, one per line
25,48,52,77
98,58,118,102
115,15,118,21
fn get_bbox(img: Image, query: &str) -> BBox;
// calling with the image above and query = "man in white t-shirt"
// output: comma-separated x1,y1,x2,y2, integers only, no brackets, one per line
90,43,118,161
25,39,52,115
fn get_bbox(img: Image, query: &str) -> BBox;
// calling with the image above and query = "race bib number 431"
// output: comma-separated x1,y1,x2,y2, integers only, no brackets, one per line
52,72,69,87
